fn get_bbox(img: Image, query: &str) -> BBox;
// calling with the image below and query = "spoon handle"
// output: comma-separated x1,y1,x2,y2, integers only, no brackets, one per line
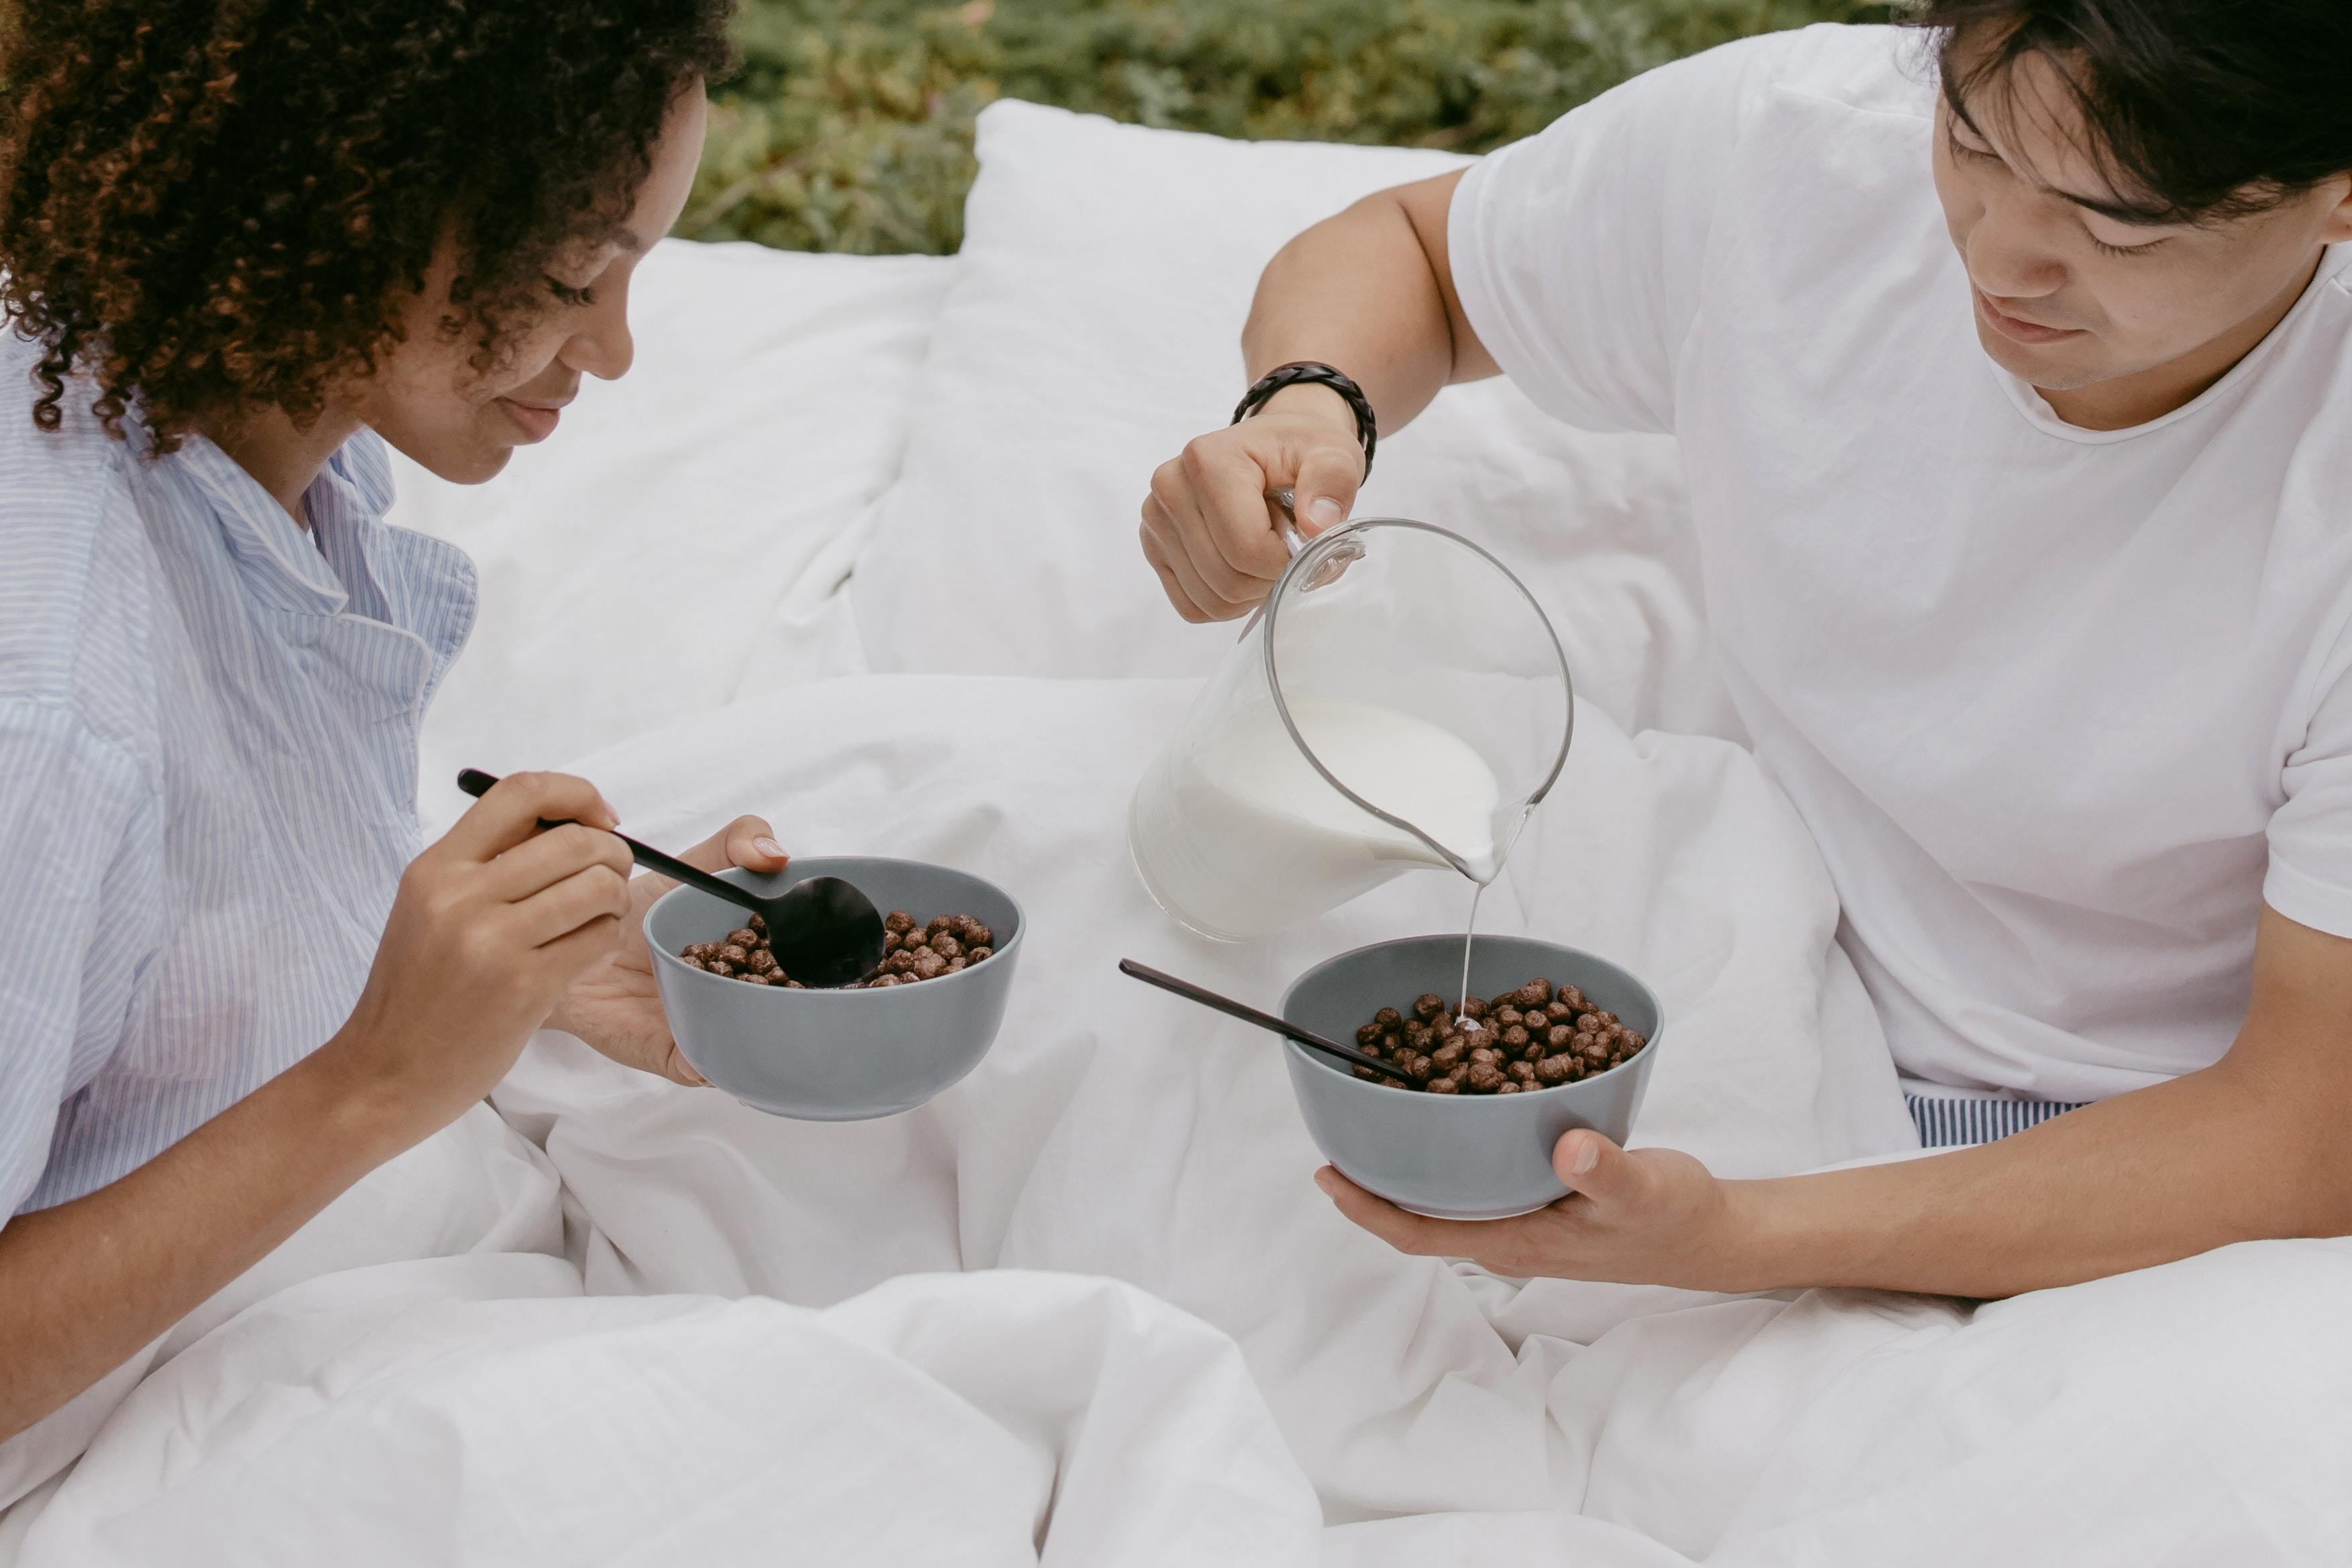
455,769,768,919
1116,959,1399,1078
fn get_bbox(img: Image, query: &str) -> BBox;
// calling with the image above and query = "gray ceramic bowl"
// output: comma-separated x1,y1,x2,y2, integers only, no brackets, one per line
647,857,1023,1121
1280,934,1664,1220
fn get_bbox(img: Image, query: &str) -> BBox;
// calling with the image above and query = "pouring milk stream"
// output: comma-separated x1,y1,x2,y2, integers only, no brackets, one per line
1129,516,1572,991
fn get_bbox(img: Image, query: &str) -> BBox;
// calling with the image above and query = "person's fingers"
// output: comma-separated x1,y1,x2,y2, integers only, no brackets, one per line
1314,1166,1491,1257
440,771,619,863
1151,457,1264,615
530,909,626,981
678,814,787,875
660,1040,710,1088
1140,518,1211,623
1178,433,1292,591
485,822,632,903
1142,481,1253,620
1552,1129,1632,1203
514,861,634,949
1139,500,1209,620
1289,439,1365,538
1141,494,1217,620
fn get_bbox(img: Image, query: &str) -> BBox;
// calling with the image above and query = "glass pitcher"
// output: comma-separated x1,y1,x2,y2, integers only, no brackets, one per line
1129,513,1573,942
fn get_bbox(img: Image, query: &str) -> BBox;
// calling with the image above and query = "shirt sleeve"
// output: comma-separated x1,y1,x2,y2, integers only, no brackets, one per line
1446,28,1797,435
0,701,148,1221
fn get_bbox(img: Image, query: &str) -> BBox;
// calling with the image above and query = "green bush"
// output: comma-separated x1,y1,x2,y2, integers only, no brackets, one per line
685,0,1898,254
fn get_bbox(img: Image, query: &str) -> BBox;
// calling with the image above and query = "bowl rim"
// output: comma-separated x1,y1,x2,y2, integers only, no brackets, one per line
1277,932,1665,1108
648,855,1025,1000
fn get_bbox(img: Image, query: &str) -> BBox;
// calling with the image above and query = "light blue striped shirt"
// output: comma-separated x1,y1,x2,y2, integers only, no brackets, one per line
0,330,475,1217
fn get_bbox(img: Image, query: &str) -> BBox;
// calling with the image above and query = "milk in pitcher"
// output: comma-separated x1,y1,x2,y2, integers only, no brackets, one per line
1129,694,1507,941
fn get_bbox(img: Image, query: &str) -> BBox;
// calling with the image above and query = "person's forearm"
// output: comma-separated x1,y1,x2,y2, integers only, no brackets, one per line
1240,172,1493,437
0,1041,416,1439
1724,1057,2352,1298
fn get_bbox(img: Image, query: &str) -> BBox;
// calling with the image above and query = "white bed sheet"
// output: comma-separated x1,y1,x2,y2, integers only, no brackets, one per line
15,671,2350,1563
478,673,2352,1565
2,1103,1319,1566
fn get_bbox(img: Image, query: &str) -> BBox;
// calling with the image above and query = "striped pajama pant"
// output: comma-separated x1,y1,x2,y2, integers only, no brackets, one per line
1905,1093,2089,1148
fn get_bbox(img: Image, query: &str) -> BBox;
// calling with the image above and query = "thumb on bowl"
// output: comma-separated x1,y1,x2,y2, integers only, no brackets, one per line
685,815,788,875
1553,1129,1626,1196
662,1041,710,1088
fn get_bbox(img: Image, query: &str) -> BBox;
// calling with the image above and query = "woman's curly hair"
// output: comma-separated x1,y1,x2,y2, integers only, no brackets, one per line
0,0,732,449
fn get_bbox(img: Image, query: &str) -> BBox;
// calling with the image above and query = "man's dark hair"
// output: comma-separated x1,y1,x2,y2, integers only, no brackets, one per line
1917,0,2352,224
0,0,734,448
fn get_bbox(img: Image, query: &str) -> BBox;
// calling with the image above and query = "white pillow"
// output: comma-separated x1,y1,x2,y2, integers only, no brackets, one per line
852,101,1736,740
392,239,956,831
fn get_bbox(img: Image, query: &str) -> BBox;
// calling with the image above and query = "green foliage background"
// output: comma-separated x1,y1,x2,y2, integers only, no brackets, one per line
685,0,1898,254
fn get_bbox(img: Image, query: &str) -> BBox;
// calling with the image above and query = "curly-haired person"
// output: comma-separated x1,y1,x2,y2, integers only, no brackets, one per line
0,0,787,1458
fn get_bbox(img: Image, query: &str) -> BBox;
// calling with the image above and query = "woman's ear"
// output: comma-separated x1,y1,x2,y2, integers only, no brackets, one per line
2322,173,2352,246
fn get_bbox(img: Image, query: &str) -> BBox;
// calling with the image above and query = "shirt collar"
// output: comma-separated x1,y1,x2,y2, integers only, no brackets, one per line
309,440,396,626
160,425,478,718
166,431,366,617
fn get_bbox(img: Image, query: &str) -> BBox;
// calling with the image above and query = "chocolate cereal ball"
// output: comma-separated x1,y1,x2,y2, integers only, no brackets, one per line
1340,977,1649,1095
680,906,1003,992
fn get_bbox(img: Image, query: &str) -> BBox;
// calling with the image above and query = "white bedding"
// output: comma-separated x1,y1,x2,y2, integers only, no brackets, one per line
490,679,2352,1564
487,677,1919,1515
5,1104,1319,1566
26,675,2318,1563
8,671,1911,1557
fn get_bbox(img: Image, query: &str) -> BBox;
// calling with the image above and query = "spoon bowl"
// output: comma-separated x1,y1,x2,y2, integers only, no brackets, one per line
744,875,888,989
457,769,886,987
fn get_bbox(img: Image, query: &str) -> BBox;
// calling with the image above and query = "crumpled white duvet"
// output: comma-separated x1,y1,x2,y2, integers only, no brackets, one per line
5,1102,1319,1566
506,676,2352,1565
13,675,2352,1565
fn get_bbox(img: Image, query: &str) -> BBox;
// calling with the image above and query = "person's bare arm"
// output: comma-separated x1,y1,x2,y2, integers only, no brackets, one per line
1240,168,1498,430
0,771,634,1441
1324,906,2352,1298
1141,170,1498,622
1746,906,2352,1294
0,1045,423,1439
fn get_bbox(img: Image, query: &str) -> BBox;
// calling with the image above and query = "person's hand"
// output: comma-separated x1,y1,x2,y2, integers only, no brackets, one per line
548,814,790,1084
326,771,634,1143
1314,1131,1750,1290
1141,383,1366,622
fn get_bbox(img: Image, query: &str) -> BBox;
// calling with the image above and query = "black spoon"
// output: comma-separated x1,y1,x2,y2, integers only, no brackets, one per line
457,769,887,989
1117,958,1401,1078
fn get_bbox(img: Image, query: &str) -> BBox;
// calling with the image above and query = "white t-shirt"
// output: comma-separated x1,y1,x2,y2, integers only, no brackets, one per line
1449,23,2352,1102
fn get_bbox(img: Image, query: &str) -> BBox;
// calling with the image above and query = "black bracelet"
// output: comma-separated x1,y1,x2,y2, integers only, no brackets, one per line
1231,361,1376,482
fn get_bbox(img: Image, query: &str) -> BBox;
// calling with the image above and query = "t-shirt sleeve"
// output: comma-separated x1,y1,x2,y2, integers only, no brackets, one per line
1446,28,1796,435
2265,639,2352,936
0,702,147,1221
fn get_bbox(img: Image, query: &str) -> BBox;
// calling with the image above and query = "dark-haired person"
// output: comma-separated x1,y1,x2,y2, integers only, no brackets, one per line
1142,3,2352,1296
0,0,775,1447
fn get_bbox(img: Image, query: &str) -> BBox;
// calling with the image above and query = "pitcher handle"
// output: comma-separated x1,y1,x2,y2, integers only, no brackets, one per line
1266,487,1306,556
1230,488,1306,642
